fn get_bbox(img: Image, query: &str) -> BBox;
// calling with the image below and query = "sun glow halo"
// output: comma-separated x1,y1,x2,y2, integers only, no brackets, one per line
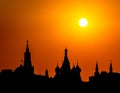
79,18,88,27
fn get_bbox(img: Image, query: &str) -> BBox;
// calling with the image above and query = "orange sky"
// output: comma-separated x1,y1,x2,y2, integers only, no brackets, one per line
0,0,120,81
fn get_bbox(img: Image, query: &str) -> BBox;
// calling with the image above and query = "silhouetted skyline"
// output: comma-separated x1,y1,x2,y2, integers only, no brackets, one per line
0,0,120,82
0,41,120,93
1,41,119,81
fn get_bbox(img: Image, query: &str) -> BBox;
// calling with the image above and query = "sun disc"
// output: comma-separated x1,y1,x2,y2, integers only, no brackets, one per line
79,18,88,27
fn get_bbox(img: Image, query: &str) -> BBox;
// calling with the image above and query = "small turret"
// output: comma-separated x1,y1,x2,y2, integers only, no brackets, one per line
109,60,113,73
94,61,99,76
45,69,49,78
76,62,81,72
55,64,60,74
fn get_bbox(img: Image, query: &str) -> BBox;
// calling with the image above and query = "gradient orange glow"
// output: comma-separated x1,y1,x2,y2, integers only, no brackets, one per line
0,0,120,81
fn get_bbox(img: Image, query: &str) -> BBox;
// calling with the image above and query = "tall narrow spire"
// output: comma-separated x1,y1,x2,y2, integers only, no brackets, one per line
63,48,70,64
24,40,34,75
45,69,49,78
65,48,68,57
95,61,99,73
24,40,32,68
110,60,113,73
94,61,99,76
26,40,29,53
61,48,70,78
76,61,81,72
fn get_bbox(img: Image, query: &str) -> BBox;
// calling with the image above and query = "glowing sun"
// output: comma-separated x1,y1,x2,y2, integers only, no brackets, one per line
79,18,88,27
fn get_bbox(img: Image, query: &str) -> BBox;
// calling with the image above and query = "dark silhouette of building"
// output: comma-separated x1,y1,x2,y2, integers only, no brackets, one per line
0,41,120,93
54,48,81,82
89,61,120,93
14,40,34,80
110,60,113,73
94,61,99,77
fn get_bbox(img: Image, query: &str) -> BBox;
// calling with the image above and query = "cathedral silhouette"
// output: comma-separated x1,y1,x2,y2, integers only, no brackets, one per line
0,41,120,93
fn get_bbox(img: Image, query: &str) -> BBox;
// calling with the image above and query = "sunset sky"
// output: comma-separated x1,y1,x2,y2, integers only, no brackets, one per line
0,0,120,81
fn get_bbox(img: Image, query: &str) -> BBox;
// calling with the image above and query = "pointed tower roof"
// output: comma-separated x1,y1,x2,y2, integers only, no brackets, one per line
63,48,69,63
26,40,30,53
61,48,70,76
63,48,70,64
76,61,81,72
65,48,68,56
95,61,99,73
24,40,33,71
110,60,113,73
55,64,60,72
45,69,49,78
94,61,99,76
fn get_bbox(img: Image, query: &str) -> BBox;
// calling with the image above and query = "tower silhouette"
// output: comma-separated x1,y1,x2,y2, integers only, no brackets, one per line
45,69,49,78
55,64,60,78
109,60,113,73
76,62,81,80
94,61,99,76
24,40,34,75
61,48,71,79
1,40,120,93
54,48,81,82
14,40,34,78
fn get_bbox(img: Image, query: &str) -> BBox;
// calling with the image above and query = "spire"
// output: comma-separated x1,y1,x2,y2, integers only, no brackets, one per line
64,48,69,63
63,48,69,64
55,63,59,70
110,60,113,73
95,61,99,73
45,69,49,78
94,61,99,76
61,48,70,78
55,64,60,74
26,40,30,53
76,61,81,72
65,48,68,57
76,61,79,68
24,40,32,69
